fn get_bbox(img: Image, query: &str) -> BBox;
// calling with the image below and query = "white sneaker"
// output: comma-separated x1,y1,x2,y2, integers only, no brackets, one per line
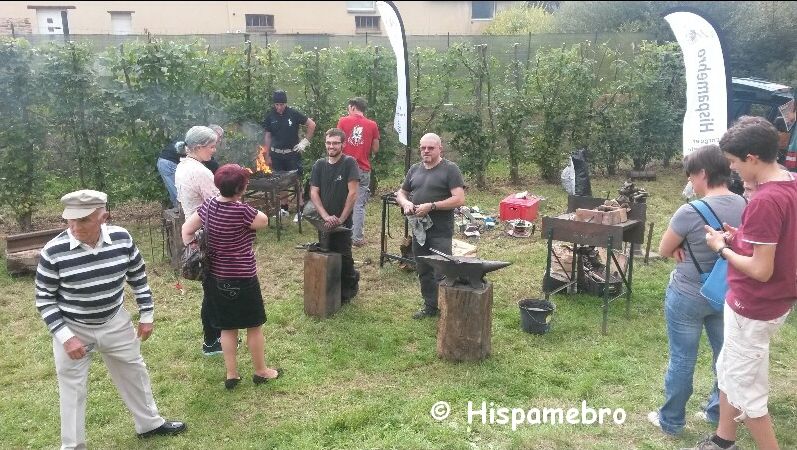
279,209,289,218
293,213,301,223
694,411,716,423
647,411,662,429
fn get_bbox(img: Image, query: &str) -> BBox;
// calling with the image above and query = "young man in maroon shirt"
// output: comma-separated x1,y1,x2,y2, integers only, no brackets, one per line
336,97,380,247
686,116,797,450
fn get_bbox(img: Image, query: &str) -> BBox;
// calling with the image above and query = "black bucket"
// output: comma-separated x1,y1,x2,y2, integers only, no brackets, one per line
518,299,555,335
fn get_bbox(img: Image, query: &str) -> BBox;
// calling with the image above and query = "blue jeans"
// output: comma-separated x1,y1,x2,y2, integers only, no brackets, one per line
352,171,370,242
156,158,178,208
657,283,723,434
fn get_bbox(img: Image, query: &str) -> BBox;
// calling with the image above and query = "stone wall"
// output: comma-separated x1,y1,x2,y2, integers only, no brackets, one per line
0,18,33,35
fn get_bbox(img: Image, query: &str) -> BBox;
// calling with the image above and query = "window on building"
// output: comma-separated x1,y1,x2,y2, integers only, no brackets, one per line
109,12,132,35
347,1,376,13
355,16,380,33
471,1,496,20
245,14,274,32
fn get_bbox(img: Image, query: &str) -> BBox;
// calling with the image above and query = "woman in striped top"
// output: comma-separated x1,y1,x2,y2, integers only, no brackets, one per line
182,164,281,389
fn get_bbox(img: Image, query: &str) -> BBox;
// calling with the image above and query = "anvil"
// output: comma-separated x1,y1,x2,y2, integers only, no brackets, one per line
416,251,511,290
302,202,351,252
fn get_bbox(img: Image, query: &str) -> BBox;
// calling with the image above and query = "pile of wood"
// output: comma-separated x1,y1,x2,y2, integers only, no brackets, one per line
5,228,64,275
616,181,649,207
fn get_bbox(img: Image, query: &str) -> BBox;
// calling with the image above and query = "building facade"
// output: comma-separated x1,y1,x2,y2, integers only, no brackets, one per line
0,1,522,36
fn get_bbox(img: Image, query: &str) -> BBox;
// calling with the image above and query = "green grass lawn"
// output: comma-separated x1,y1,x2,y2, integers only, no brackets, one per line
1,164,795,449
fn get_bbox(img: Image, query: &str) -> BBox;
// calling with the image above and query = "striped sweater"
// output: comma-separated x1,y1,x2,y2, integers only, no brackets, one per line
35,225,154,344
198,197,258,278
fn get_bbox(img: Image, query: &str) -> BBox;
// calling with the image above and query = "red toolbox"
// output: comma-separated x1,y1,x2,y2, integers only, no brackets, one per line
499,195,541,222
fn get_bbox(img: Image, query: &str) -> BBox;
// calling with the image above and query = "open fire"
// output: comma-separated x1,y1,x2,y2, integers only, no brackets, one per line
246,145,273,176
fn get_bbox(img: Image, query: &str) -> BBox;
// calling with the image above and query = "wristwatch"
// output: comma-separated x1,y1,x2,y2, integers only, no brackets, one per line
716,245,729,259
430,202,437,211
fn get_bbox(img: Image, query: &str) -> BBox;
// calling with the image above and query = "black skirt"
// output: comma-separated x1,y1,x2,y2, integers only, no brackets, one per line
202,275,266,329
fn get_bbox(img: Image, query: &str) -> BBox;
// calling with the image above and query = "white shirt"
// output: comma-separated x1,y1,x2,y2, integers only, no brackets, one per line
175,157,219,218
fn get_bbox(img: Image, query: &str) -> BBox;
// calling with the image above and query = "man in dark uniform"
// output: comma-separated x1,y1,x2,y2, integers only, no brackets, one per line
262,90,316,215
309,128,360,302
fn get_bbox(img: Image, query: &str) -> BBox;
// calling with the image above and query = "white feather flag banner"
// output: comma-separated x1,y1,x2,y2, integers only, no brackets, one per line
664,10,728,156
376,1,409,145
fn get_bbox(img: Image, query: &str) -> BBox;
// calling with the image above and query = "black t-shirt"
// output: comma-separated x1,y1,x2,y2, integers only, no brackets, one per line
158,140,184,163
262,107,308,149
401,159,465,233
157,140,219,173
310,155,360,227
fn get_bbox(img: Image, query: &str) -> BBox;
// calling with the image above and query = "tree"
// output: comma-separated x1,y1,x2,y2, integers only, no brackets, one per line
526,43,597,182
41,42,120,194
104,39,215,201
0,39,47,230
442,44,497,189
290,47,343,169
623,41,685,170
483,4,554,35
551,2,797,84
495,43,531,184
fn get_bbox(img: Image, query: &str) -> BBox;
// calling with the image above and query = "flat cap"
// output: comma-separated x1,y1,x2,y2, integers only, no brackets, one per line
61,189,108,220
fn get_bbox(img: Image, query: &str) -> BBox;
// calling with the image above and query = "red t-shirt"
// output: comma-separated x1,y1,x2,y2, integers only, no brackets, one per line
727,176,797,320
337,113,380,172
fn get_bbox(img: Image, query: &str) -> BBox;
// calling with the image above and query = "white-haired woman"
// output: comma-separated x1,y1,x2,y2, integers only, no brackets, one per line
175,125,222,356
176,126,220,218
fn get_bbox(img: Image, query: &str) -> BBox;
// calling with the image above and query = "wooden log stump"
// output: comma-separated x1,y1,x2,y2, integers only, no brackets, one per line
437,282,493,361
162,207,184,271
303,251,341,318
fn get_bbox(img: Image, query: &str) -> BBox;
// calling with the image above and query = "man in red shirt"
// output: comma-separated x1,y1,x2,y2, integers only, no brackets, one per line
337,97,380,247
688,116,797,450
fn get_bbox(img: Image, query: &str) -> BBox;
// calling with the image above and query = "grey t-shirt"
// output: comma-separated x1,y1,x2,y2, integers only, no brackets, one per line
401,159,465,234
669,194,746,299
310,155,360,227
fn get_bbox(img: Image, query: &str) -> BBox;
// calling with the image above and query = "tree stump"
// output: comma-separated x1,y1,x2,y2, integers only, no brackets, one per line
162,207,184,271
437,282,493,361
303,251,341,318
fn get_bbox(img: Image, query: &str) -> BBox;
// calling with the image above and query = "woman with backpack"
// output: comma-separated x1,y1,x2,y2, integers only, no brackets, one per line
648,145,747,435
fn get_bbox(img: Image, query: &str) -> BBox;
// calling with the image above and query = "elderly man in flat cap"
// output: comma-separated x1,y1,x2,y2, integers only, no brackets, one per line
35,190,185,449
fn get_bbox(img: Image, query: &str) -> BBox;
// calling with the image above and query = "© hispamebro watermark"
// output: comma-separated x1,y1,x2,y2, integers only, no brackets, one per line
430,400,627,430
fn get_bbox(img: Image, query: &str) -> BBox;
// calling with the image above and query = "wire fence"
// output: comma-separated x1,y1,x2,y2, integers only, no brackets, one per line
19,31,656,66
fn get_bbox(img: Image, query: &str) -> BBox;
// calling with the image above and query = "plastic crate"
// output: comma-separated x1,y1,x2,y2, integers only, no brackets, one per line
499,195,540,222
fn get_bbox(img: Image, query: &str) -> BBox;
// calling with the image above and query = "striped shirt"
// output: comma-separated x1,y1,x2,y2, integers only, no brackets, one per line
198,197,259,278
35,225,154,344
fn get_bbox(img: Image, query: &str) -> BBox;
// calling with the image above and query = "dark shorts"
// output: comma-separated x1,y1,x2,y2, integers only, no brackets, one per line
202,275,266,329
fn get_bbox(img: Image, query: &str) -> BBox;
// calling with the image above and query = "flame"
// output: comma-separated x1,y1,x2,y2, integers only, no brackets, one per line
250,146,272,175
